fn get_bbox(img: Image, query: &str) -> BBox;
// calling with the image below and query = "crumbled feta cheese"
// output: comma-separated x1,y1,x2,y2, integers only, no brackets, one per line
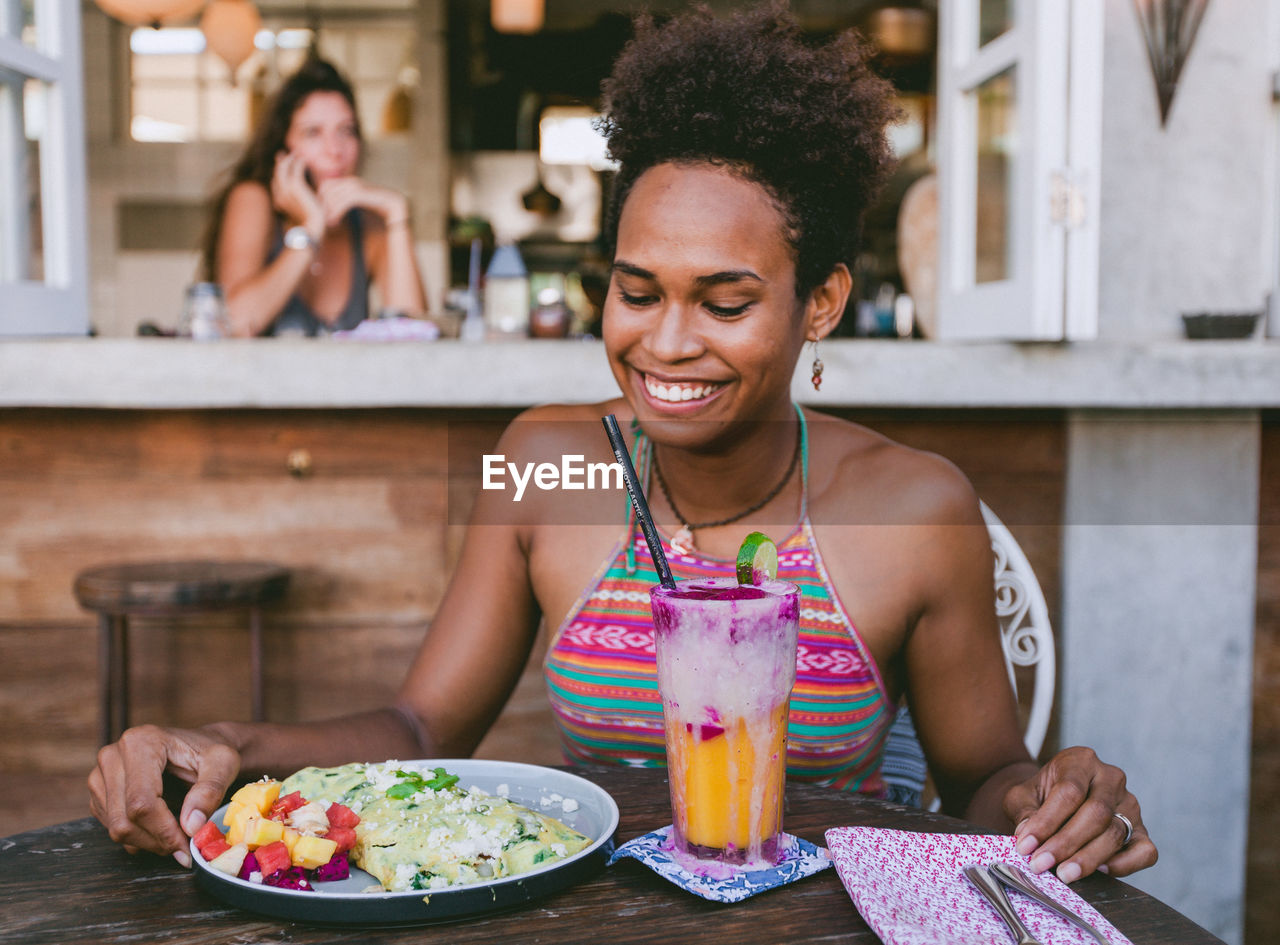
561,798,579,813
364,762,402,793
551,843,567,858
392,862,417,890
496,783,510,796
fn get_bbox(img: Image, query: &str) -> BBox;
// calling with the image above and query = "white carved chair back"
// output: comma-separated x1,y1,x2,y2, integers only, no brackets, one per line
980,500,1055,758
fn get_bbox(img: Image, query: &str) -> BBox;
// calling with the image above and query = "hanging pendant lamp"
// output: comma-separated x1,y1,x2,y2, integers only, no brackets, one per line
91,0,205,29
201,0,262,82
491,0,543,34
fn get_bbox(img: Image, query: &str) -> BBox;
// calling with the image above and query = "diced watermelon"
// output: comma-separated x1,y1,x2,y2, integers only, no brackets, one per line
192,819,226,852
325,802,360,828
199,836,231,861
312,851,350,882
253,840,292,878
323,825,357,854
268,791,306,822
237,850,260,882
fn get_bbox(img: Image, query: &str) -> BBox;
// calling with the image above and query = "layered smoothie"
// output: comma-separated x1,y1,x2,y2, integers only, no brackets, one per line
649,577,800,866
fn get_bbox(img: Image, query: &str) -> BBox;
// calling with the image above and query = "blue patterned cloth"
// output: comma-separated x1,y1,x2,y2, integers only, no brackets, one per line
607,826,832,903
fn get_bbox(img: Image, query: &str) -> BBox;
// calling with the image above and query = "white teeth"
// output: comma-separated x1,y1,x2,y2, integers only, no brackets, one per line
644,376,718,403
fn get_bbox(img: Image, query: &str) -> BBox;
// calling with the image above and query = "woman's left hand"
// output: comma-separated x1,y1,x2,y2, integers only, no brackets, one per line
1002,746,1158,881
316,177,408,229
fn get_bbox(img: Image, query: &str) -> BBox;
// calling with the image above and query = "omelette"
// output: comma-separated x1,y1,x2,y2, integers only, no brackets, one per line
281,762,592,892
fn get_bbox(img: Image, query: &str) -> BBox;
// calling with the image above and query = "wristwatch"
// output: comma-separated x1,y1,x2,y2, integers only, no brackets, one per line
283,226,319,253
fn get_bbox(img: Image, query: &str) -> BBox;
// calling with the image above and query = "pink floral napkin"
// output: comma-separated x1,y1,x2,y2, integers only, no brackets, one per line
824,827,1133,945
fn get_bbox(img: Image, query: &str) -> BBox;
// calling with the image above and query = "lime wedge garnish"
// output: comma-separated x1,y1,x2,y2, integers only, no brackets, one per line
736,531,778,585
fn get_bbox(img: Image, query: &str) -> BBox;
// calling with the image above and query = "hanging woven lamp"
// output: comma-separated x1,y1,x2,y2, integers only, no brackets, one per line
91,0,205,28
201,0,262,82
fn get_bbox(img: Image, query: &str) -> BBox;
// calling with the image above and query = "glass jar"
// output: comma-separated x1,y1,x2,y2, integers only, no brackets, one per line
483,244,530,336
179,282,230,340
529,286,570,338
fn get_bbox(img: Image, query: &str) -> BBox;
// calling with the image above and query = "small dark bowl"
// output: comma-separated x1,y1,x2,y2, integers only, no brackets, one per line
1180,311,1261,340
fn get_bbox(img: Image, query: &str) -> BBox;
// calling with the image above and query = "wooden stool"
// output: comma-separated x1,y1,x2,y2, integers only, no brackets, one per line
73,560,291,746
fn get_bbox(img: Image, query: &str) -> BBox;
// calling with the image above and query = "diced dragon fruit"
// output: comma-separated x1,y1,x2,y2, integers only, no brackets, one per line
236,851,260,882
263,866,312,891
312,851,350,882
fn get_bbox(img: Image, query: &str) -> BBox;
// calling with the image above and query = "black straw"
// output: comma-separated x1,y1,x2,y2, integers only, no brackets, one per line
602,414,677,589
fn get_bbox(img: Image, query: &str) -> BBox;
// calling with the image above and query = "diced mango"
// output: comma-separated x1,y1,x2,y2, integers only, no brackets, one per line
242,815,285,849
290,834,338,870
224,801,256,846
230,779,282,816
281,826,301,857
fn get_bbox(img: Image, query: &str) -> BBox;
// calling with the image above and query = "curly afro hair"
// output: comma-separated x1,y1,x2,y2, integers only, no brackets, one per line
598,2,899,298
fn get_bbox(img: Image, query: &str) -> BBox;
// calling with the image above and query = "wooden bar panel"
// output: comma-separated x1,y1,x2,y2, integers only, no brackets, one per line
0,408,1065,836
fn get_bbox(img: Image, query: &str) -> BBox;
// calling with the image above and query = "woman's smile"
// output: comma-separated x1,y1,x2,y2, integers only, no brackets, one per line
640,373,729,408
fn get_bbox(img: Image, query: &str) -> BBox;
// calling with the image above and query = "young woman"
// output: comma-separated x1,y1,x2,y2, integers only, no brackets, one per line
92,7,1156,885
201,57,427,336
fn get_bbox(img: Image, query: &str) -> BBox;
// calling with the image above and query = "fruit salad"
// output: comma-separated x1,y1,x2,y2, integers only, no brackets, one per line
193,778,360,890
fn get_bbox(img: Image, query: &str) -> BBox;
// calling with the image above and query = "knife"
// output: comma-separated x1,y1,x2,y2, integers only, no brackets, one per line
990,861,1111,945
963,865,1043,945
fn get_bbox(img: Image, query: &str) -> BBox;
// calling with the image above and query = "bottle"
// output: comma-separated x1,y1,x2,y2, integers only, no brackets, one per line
483,243,530,336
874,282,896,337
459,236,487,342
179,283,230,340
460,290,486,342
894,293,915,339
529,286,570,338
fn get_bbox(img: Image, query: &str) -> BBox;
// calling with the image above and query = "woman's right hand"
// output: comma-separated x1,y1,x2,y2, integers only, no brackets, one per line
270,151,325,240
88,724,242,866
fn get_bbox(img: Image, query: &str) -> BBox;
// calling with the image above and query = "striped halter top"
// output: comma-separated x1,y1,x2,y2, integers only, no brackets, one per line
543,409,894,795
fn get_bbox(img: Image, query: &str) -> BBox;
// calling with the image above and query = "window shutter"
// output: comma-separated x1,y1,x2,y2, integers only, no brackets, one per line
0,0,90,335
935,0,1099,341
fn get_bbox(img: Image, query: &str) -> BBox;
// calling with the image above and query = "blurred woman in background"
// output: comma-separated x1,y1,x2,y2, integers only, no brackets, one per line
200,57,426,336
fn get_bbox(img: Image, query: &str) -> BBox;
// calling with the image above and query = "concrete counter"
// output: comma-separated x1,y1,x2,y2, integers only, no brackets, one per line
1,337,1277,409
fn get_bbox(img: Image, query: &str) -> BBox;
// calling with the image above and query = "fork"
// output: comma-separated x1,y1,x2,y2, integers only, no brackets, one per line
990,862,1111,945
963,865,1043,945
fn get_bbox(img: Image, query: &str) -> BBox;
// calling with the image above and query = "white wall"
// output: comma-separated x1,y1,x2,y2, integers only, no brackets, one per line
1097,0,1278,340
1060,412,1260,945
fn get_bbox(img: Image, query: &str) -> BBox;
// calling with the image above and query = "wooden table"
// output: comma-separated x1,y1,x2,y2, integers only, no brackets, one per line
0,767,1222,945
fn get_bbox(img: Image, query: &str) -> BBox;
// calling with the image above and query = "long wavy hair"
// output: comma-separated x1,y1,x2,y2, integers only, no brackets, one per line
200,57,363,280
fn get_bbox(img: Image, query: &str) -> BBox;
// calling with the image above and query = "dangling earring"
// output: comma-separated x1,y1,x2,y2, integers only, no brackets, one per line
810,339,824,391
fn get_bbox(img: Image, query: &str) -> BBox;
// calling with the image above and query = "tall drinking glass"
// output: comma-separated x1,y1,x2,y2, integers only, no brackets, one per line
650,576,800,866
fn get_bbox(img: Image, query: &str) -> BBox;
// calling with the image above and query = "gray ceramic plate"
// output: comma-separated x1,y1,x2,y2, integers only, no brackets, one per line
191,759,619,925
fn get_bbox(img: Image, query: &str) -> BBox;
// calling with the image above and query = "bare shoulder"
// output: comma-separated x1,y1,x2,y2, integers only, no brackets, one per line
804,409,982,528
223,180,272,219
215,182,276,283
498,399,629,460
